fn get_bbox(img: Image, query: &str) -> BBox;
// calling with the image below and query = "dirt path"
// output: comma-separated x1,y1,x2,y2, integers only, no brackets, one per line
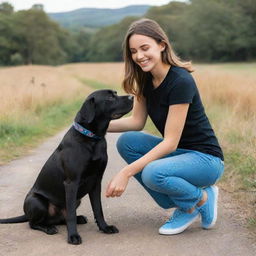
0,130,255,256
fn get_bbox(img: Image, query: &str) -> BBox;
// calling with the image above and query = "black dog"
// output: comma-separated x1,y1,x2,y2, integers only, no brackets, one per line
0,89,133,245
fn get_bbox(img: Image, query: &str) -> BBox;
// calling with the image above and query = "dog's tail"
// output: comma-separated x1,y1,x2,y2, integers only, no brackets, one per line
0,215,28,223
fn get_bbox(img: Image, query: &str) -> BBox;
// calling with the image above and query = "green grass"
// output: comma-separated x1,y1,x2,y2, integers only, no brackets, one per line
206,104,256,190
76,77,122,92
223,151,256,189
77,77,112,90
0,77,121,165
0,98,84,163
248,217,256,227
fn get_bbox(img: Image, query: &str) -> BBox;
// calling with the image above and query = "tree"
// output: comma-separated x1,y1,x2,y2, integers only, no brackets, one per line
0,2,14,15
87,17,137,62
0,5,17,65
31,4,44,11
232,0,256,59
13,9,68,64
145,1,189,59
0,0,255,65
71,30,92,62
176,0,254,61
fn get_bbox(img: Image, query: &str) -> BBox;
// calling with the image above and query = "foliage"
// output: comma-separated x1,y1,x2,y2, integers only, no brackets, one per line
0,2,13,15
0,1,255,65
0,5,76,65
78,0,256,62
174,0,255,61
13,10,67,64
86,17,138,62
0,14,16,65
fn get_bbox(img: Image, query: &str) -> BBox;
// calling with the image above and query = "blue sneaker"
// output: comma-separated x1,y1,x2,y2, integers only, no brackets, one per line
198,186,219,229
159,208,199,235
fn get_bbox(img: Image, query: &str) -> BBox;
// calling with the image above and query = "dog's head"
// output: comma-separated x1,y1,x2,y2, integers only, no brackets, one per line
75,89,133,125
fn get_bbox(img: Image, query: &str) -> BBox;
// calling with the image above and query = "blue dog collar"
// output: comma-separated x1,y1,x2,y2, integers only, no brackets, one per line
73,122,101,140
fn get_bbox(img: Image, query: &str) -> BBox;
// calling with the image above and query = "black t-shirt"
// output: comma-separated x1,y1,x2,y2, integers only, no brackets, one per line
143,66,224,160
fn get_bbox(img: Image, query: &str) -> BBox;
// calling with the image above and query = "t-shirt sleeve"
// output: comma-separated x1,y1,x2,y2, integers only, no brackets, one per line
167,76,196,105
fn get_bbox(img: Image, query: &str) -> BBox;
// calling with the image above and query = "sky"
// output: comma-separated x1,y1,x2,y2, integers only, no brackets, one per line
0,0,185,13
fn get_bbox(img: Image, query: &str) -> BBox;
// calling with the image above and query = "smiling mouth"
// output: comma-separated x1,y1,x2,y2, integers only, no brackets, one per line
138,59,150,66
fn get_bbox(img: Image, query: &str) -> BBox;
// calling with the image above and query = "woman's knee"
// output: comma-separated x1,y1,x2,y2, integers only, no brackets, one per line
116,131,144,157
141,161,162,190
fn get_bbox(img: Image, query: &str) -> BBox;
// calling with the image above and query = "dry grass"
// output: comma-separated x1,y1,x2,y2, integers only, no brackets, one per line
192,63,256,225
193,64,256,157
1,62,254,160
0,62,255,225
1,62,255,160
194,64,256,117
0,65,89,121
61,62,124,86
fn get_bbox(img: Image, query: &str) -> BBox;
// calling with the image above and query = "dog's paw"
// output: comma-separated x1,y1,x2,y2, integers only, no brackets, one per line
77,215,88,224
68,234,82,245
101,225,119,234
46,226,58,235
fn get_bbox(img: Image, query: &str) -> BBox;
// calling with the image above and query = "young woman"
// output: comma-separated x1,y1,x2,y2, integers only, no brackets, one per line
106,18,224,235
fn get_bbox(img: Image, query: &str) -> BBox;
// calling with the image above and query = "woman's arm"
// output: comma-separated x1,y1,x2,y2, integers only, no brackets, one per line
121,103,189,177
106,103,190,197
107,95,148,132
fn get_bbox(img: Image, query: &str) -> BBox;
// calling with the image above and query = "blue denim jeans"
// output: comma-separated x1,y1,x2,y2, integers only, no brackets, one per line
116,131,224,211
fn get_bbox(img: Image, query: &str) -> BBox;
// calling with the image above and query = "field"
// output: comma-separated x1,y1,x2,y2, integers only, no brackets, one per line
0,62,255,226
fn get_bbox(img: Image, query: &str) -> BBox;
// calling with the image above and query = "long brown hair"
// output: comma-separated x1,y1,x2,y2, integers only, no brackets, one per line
122,18,193,98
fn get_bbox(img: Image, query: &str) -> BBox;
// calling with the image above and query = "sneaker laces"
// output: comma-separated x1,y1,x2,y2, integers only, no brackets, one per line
166,209,186,224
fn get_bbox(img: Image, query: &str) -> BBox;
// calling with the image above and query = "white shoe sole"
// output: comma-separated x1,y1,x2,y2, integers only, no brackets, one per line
203,185,219,229
159,215,199,235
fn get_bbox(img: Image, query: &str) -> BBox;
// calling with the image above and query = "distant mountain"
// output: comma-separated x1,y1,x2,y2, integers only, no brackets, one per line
48,5,150,30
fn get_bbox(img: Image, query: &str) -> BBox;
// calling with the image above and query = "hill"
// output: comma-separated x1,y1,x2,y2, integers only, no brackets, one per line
48,5,150,30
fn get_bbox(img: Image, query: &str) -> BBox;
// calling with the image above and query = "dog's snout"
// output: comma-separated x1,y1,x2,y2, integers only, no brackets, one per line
128,95,134,101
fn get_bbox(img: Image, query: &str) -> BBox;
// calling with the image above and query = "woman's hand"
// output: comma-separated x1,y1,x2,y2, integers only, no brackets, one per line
106,167,131,198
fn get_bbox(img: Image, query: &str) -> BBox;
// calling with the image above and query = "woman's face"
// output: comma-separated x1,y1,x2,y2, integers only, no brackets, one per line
129,34,165,73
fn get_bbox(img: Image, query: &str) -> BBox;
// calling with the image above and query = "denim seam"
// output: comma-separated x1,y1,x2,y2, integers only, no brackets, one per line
161,175,203,211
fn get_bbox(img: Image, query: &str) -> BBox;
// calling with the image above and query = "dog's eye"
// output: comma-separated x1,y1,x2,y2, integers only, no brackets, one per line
107,95,115,101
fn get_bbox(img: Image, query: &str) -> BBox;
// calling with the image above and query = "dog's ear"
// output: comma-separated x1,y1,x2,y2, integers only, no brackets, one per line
83,97,96,123
75,97,96,124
